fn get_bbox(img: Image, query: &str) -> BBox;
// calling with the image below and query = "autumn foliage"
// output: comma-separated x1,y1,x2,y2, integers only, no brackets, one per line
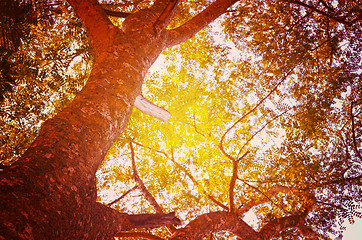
1,0,361,239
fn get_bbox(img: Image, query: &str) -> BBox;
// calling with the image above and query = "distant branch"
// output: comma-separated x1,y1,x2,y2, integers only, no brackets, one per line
169,149,229,211
107,185,138,207
237,183,291,216
219,68,294,161
206,194,229,211
133,141,169,158
287,7,312,31
351,99,362,161
319,173,362,187
286,0,357,25
316,200,345,211
129,142,163,213
236,109,290,160
229,151,249,212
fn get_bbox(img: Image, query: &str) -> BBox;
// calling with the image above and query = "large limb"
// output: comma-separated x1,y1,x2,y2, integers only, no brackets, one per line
170,189,317,239
154,0,181,33
169,211,262,240
134,94,174,122
67,0,119,56
103,9,131,18
259,191,318,239
165,0,240,47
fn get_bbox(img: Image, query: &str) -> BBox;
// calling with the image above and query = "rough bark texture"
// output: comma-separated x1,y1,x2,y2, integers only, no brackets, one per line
0,0,172,239
0,0,239,239
170,211,262,240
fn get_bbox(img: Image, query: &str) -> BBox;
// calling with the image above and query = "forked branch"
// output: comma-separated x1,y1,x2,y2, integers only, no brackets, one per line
219,68,294,161
165,0,240,47
154,0,181,33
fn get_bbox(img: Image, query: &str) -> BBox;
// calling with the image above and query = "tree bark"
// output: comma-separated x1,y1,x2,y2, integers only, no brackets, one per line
0,0,239,239
0,0,174,239
170,211,262,240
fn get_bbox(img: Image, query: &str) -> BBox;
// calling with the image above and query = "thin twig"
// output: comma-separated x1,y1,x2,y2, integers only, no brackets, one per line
169,149,229,211
236,109,290,160
107,185,138,207
219,68,294,161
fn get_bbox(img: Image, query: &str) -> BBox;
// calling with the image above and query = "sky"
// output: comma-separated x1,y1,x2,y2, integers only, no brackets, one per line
343,217,362,240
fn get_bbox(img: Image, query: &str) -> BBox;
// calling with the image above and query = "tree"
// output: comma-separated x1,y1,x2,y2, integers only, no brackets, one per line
1,0,361,239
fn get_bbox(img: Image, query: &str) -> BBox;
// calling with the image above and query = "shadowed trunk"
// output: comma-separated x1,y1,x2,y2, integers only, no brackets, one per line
0,0,175,238
0,0,241,239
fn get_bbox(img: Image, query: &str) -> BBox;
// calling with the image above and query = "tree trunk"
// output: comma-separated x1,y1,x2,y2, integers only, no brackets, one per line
0,0,239,239
0,1,173,239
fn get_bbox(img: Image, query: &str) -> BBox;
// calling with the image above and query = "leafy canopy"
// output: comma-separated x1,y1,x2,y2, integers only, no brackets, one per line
1,0,361,239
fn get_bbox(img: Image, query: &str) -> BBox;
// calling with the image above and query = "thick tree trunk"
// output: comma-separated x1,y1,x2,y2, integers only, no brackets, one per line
0,0,240,239
0,1,172,239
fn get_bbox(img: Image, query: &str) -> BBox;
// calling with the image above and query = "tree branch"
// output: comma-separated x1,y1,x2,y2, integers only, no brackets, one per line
107,185,138,207
165,0,239,47
129,142,180,233
103,9,131,18
134,94,174,122
127,212,181,229
67,0,117,55
286,0,355,25
259,192,317,239
237,184,291,216
259,213,317,239
229,160,238,212
229,152,251,213
351,99,362,161
169,211,262,240
219,68,294,162
129,142,164,213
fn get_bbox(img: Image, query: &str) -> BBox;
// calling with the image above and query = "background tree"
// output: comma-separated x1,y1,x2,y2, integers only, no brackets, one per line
1,0,361,239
